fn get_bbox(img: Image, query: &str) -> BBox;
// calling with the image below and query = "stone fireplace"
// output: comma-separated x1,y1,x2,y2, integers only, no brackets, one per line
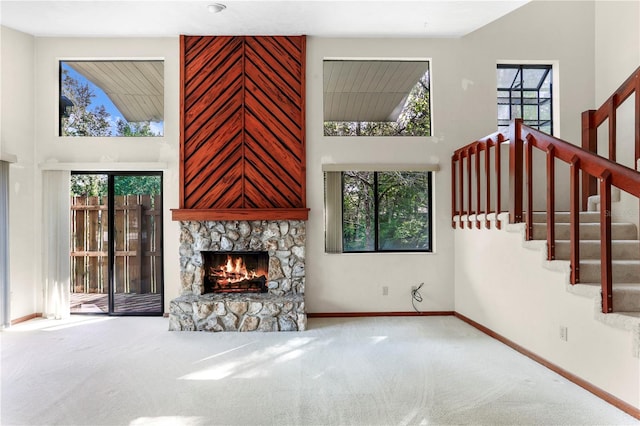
171,35,308,332
168,220,306,332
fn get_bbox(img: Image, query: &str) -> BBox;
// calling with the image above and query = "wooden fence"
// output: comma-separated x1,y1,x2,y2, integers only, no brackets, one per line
70,195,162,295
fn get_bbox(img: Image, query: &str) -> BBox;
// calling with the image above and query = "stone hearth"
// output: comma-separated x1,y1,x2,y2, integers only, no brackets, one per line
169,220,306,332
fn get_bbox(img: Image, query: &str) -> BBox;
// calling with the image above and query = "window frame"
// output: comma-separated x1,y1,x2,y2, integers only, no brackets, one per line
325,170,433,254
59,59,165,138
497,63,553,135
322,58,432,137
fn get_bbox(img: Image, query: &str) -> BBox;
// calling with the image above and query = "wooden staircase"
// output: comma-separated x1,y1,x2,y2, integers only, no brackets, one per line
532,211,640,313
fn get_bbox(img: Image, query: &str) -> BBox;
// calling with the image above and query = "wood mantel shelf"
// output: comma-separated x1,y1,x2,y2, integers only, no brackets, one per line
171,208,309,222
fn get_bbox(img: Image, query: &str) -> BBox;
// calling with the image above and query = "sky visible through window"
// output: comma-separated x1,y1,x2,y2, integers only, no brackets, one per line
61,62,164,136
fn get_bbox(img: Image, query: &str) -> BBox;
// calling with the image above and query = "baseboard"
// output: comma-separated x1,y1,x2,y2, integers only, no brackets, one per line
308,311,454,318
11,313,41,325
454,312,640,420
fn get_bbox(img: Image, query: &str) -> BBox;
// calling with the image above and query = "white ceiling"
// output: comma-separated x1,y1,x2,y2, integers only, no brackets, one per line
0,0,529,38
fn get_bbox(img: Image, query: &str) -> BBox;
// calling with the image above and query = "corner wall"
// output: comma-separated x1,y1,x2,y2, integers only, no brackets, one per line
305,1,596,313
453,0,640,411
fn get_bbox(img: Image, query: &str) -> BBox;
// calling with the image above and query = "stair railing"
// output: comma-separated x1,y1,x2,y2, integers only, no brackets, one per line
452,118,640,313
582,66,640,209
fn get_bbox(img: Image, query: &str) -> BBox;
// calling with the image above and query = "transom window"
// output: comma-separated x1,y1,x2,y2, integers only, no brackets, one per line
325,170,432,253
323,59,431,136
59,60,164,137
497,64,552,135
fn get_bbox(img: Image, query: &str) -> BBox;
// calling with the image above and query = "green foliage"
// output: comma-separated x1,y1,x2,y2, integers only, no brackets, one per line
378,172,430,250
115,120,160,137
71,174,161,197
61,69,112,137
70,174,107,197
324,72,431,137
114,176,161,196
342,171,430,252
342,171,375,251
60,68,160,137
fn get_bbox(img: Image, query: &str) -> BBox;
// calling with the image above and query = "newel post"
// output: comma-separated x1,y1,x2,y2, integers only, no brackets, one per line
509,119,524,223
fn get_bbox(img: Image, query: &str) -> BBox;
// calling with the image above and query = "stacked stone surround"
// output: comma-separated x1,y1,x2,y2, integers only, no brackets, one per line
169,220,306,332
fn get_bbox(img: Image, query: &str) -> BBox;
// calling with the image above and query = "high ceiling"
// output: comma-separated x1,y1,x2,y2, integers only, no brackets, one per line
0,0,529,38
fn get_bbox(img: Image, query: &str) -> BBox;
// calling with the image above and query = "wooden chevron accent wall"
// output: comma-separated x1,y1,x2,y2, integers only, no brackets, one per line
173,35,308,221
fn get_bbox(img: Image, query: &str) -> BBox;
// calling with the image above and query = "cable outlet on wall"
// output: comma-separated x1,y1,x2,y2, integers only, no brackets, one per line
382,286,388,296
559,326,568,341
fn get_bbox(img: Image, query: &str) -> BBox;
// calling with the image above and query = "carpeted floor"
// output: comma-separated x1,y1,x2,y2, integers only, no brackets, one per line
1,315,638,426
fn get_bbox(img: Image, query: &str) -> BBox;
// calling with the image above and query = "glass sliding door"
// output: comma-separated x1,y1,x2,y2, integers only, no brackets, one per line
70,173,109,313
70,172,163,315
110,173,163,314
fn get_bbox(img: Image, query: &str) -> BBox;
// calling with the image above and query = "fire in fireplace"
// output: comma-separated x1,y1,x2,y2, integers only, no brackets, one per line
202,251,269,294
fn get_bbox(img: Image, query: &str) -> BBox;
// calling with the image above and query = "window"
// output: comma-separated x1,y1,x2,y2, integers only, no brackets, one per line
60,60,164,137
325,170,432,253
323,59,431,136
497,64,552,135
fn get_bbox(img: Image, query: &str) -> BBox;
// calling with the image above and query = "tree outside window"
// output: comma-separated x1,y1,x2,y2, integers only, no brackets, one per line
324,60,431,137
60,61,164,137
342,171,431,252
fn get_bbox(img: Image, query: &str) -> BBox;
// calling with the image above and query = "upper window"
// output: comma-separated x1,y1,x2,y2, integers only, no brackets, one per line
325,170,432,253
323,60,431,136
497,64,552,135
59,60,164,137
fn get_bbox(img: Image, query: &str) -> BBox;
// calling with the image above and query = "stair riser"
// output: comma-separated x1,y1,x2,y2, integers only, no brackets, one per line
533,224,638,240
555,241,640,260
532,212,601,224
613,289,640,312
579,264,640,283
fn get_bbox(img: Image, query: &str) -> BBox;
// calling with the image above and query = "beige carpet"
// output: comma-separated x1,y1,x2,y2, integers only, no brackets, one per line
1,316,638,426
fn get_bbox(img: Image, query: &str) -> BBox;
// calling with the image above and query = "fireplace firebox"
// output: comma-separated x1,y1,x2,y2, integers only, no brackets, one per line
202,251,269,294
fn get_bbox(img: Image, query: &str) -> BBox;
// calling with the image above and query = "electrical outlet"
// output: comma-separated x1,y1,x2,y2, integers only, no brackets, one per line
559,326,568,341
382,286,388,296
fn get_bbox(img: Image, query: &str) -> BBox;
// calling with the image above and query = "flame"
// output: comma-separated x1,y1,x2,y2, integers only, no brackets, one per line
214,255,259,284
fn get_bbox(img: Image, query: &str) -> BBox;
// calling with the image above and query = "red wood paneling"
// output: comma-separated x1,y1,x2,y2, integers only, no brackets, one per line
178,35,306,216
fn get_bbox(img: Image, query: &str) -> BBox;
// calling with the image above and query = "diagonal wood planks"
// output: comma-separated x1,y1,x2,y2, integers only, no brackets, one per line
180,35,306,211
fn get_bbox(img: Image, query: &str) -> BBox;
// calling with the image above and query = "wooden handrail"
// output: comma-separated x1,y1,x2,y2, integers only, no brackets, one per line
582,66,640,208
451,118,640,314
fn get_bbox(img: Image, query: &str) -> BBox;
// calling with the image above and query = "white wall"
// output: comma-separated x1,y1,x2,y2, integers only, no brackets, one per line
1,26,37,320
595,0,640,103
305,0,597,313
454,0,640,410
455,219,640,409
306,37,462,313
32,37,182,315
594,0,640,228
2,0,623,318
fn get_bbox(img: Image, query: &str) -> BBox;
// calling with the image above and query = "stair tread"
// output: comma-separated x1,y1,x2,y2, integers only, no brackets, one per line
580,259,640,264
